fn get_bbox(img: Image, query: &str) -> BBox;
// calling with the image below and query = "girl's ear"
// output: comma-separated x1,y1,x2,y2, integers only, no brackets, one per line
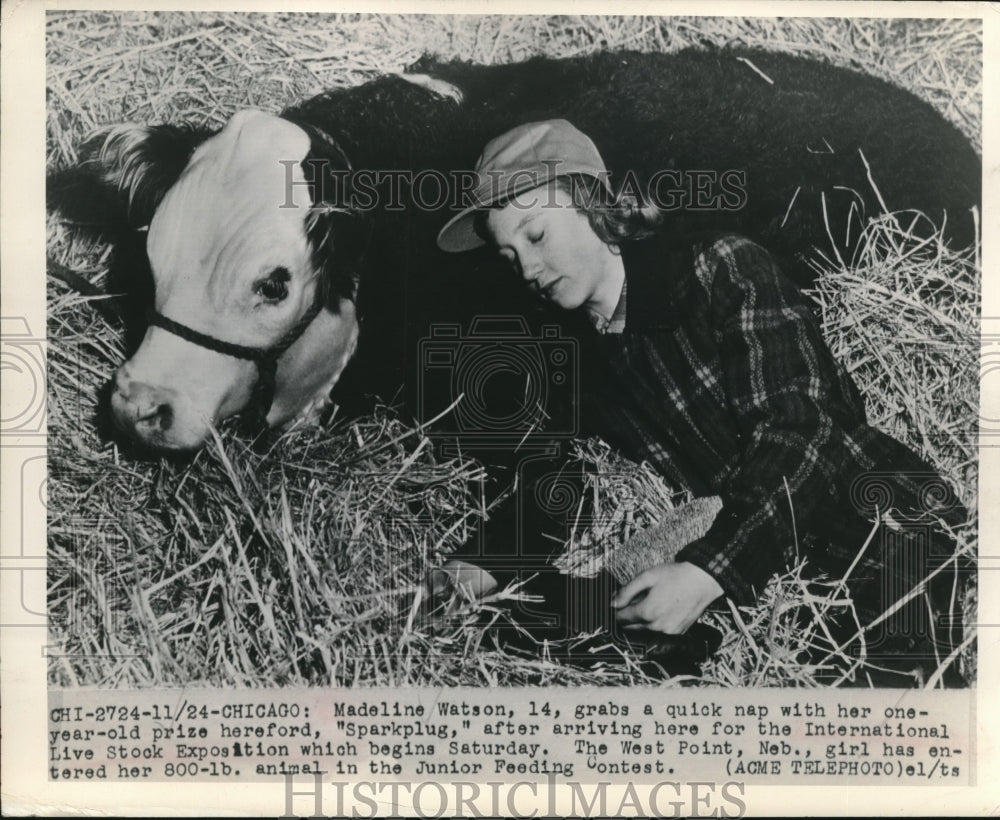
97,123,216,228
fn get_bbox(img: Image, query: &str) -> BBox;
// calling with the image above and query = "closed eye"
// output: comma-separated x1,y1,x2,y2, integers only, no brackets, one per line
527,229,545,244
254,267,291,302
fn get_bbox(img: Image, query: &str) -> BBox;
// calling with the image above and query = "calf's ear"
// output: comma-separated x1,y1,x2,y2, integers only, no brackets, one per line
291,122,373,312
304,206,372,311
97,123,215,228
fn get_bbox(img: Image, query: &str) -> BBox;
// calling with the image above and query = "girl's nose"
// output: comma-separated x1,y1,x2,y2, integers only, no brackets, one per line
519,251,543,282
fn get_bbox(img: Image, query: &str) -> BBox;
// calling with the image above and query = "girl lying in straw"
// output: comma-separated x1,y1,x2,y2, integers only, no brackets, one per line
426,119,970,686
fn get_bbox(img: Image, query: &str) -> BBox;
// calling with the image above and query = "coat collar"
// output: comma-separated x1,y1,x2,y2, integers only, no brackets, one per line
616,235,695,332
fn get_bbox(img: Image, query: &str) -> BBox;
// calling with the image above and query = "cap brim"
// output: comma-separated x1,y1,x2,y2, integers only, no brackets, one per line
436,165,612,253
436,164,562,253
436,206,486,253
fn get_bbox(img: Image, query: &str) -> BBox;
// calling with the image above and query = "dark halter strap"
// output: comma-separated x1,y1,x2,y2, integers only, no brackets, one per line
146,288,326,436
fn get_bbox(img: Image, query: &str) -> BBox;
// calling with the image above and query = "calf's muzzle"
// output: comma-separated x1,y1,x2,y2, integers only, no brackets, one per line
113,287,326,447
145,288,324,435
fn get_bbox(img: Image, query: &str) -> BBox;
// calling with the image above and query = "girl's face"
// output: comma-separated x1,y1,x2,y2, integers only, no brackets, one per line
486,183,622,315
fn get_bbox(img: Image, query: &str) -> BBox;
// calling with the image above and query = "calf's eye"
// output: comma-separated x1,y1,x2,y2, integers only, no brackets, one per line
255,268,291,302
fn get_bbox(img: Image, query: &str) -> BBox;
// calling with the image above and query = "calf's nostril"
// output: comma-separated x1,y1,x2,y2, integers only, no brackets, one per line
135,401,173,432
157,403,174,431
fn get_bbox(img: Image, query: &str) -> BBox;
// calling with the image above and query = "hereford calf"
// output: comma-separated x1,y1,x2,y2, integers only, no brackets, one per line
61,48,979,451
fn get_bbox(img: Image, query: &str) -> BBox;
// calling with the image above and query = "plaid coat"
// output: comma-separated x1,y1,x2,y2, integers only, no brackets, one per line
584,233,965,607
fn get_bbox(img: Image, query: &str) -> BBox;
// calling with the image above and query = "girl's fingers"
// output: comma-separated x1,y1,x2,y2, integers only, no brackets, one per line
612,570,653,609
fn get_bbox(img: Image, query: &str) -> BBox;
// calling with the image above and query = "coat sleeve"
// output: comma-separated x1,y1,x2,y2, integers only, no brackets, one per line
674,236,873,605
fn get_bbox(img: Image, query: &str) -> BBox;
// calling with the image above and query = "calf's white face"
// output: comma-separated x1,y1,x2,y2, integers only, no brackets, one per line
109,110,359,450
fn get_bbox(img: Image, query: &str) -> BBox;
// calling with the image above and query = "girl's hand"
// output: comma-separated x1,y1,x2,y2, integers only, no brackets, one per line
426,560,498,600
612,561,723,635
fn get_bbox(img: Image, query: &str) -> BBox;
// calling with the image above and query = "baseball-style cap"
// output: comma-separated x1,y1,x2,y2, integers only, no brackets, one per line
436,119,611,253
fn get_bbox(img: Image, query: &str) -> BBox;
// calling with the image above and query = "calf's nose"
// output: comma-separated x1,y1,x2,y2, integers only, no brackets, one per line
112,371,175,436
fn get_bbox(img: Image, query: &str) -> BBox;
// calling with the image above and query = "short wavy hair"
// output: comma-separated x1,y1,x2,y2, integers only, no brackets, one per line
473,174,663,249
